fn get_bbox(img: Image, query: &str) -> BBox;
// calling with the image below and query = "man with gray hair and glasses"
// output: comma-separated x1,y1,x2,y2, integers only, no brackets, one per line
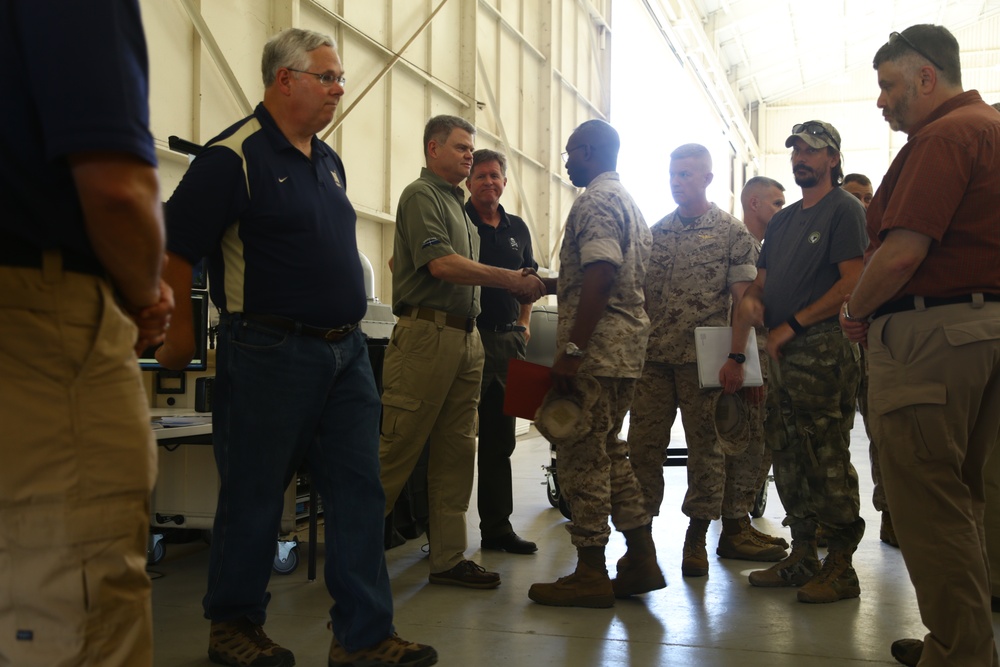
159,28,437,667
841,24,1000,667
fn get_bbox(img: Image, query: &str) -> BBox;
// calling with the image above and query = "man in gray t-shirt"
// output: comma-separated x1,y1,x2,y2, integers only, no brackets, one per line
725,120,867,605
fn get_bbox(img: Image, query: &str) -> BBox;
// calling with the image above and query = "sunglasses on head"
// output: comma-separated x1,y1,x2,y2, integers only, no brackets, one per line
888,31,943,71
791,122,840,151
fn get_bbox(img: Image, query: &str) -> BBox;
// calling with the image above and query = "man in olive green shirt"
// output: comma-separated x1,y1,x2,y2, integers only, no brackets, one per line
379,115,544,590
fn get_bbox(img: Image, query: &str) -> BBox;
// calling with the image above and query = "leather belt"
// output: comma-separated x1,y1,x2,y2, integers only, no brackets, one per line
241,312,358,341
402,306,476,333
873,292,1000,319
0,234,104,277
478,321,525,333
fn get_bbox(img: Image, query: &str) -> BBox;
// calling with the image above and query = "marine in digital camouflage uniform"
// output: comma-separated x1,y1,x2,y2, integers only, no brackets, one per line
527,120,665,609
726,120,866,605
629,145,787,579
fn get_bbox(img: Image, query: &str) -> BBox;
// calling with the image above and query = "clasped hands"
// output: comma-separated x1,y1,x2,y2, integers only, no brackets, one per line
509,267,546,304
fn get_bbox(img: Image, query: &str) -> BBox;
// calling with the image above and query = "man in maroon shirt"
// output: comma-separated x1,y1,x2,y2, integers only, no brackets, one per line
841,24,1000,667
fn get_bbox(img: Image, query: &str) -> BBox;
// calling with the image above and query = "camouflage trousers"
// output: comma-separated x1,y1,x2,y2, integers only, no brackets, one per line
766,324,865,551
629,362,767,520
556,376,650,548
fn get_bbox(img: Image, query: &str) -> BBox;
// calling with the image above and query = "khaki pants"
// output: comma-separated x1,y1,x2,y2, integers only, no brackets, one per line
379,311,485,573
0,257,156,667
869,301,1000,667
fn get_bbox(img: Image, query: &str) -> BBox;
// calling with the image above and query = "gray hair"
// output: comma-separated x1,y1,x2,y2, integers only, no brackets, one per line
743,176,784,193
670,143,712,171
471,149,507,176
262,28,335,87
423,115,476,157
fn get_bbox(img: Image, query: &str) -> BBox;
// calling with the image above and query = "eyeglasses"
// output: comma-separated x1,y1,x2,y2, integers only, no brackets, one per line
791,122,840,151
888,31,943,71
561,145,588,163
286,68,346,87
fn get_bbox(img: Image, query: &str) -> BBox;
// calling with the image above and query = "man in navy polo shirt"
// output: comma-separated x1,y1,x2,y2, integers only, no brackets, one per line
0,2,171,665
465,149,539,555
158,29,436,667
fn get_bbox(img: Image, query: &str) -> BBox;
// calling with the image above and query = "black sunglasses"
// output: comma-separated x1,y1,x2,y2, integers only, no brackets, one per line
791,122,840,151
889,31,943,71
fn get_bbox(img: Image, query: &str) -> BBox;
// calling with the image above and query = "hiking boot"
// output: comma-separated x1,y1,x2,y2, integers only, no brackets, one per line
208,618,295,667
328,630,438,667
880,512,899,548
740,517,789,549
529,563,615,608
890,638,923,666
612,525,666,598
428,560,500,589
681,519,710,577
748,539,820,587
718,518,787,561
797,551,861,603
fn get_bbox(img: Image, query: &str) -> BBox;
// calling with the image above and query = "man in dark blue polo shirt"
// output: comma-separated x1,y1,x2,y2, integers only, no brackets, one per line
465,149,539,555
0,2,171,665
158,29,436,667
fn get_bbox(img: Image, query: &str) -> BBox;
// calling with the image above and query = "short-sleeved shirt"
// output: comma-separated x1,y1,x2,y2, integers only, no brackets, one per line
165,103,366,329
557,171,652,379
392,168,480,319
644,204,757,364
758,187,866,328
466,201,537,328
0,0,156,266
865,90,1000,298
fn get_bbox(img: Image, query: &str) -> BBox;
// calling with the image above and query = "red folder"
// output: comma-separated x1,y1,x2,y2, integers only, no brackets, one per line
503,359,553,419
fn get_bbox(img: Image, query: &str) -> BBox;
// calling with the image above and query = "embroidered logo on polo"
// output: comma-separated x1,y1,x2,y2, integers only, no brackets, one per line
422,238,442,248
509,238,519,250
808,231,822,244
278,176,288,183
330,171,343,188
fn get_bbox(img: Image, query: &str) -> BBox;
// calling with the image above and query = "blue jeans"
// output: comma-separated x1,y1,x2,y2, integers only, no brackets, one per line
204,314,393,652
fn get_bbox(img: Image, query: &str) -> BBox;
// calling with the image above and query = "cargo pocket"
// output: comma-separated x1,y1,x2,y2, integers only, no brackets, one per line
380,393,423,440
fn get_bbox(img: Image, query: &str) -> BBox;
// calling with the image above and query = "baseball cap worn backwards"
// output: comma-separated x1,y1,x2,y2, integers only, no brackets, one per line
785,120,841,151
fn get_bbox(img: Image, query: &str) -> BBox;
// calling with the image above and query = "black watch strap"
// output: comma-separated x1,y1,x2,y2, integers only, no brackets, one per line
728,353,746,364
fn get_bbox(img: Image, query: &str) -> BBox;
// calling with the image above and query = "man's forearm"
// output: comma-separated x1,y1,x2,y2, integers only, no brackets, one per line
71,152,164,311
568,262,616,349
793,258,863,326
428,253,517,290
848,229,932,319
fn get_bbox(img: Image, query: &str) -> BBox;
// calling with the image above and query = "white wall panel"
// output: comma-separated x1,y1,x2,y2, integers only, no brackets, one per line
140,0,609,303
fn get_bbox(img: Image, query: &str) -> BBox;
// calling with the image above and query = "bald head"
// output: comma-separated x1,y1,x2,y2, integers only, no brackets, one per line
563,119,621,187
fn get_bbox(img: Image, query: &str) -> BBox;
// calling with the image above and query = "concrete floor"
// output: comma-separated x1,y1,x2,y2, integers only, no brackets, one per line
150,416,997,666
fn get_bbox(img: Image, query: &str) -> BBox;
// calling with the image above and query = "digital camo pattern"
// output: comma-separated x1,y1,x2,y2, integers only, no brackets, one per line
556,172,651,379
765,326,865,551
629,362,767,519
644,204,757,365
555,375,650,547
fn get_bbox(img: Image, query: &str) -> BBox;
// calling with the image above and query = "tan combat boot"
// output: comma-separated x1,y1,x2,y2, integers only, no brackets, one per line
797,550,861,603
740,516,789,549
612,524,666,598
717,517,787,561
681,518,711,577
748,539,821,587
528,546,615,608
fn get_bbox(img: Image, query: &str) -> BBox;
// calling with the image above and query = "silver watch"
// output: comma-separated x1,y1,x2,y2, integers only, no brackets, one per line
565,342,585,358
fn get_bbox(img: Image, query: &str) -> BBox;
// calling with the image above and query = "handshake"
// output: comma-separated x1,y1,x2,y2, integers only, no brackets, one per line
509,267,549,304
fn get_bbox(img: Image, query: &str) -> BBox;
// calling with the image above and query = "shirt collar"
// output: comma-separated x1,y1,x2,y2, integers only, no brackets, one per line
906,90,984,139
254,102,329,159
420,167,465,200
465,200,510,229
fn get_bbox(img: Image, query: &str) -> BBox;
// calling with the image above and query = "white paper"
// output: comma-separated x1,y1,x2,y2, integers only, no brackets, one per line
694,327,764,389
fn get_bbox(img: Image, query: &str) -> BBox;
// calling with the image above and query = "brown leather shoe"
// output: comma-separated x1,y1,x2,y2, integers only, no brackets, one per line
208,618,295,667
428,560,500,589
890,638,923,666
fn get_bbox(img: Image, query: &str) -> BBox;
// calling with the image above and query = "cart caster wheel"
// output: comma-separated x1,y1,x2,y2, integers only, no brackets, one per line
273,540,299,575
751,478,769,519
544,464,560,508
558,494,572,521
148,534,166,565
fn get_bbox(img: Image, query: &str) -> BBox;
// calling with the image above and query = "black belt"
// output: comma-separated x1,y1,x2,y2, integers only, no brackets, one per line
0,235,104,277
478,321,525,333
241,312,358,341
873,293,1000,319
401,306,476,332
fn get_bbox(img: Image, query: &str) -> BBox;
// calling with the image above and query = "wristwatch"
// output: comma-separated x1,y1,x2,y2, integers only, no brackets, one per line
565,342,585,358
727,353,746,364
